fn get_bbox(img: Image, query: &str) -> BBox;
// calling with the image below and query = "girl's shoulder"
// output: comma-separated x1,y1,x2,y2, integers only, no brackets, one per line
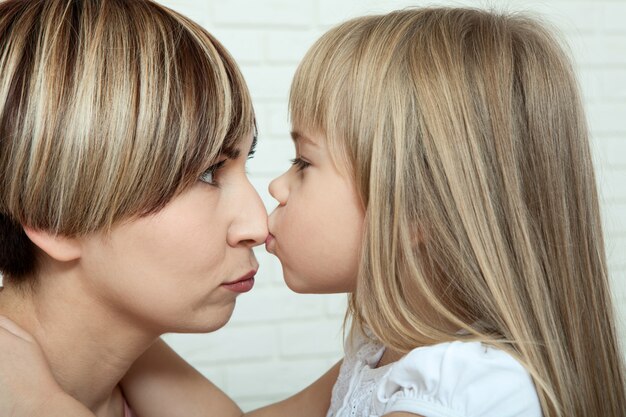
344,325,385,365
373,341,543,417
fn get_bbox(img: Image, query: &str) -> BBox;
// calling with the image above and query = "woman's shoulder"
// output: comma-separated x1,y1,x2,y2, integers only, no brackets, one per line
373,341,543,417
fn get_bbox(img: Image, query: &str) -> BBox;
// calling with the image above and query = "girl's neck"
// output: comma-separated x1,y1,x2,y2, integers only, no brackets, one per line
375,347,405,368
0,273,158,417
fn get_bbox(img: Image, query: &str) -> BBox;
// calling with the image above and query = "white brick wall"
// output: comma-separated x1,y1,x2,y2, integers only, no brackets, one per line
0,0,621,411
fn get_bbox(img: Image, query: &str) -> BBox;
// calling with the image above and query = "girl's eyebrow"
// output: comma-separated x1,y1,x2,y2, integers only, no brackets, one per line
290,131,318,147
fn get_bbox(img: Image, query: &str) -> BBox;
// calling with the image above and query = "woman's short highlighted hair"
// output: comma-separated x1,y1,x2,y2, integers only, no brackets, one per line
0,0,254,280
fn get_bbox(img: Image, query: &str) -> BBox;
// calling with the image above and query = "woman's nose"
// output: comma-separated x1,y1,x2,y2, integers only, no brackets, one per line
268,172,288,206
227,181,268,248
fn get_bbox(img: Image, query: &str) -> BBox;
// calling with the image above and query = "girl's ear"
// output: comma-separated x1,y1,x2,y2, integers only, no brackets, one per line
22,227,82,262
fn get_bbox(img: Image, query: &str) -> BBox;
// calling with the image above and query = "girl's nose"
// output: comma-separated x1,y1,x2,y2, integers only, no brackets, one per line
268,172,289,206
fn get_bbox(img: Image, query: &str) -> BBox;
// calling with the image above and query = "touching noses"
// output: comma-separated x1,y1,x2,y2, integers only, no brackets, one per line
228,181,268,248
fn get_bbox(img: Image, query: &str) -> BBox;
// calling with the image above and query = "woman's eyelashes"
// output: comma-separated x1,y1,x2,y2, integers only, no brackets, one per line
247,136,257,160
199,144,257,186
199,159,226,186
290,157,311,172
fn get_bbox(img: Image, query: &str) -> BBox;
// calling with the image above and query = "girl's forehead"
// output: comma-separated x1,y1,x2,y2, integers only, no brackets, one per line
290,130,321,147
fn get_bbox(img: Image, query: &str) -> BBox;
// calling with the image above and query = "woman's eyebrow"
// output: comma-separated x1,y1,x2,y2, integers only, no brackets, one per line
221,135,257,160
222,147,240,160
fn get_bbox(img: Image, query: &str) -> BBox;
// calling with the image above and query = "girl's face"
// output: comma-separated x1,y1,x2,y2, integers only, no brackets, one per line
267,130,364,294
78,133,267,334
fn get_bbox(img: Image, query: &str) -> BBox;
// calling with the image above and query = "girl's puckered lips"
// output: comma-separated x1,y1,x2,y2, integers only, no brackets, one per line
264,233,276,253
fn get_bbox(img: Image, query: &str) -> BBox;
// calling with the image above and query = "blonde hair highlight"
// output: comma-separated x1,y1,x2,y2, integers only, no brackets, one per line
290,7,626,416
0,0,253,278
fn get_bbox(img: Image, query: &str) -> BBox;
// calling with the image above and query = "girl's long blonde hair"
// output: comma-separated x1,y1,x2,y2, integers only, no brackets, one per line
290,7,626,416
0,0,253,281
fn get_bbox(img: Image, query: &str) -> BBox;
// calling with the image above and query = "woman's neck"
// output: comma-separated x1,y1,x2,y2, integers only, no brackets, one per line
0,272,158,417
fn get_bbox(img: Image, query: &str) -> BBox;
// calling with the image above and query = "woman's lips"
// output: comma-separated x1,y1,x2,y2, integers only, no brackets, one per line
221,277,254,293
221,270,256,293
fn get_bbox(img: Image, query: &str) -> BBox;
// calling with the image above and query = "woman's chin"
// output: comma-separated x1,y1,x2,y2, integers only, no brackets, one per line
165,304,236,334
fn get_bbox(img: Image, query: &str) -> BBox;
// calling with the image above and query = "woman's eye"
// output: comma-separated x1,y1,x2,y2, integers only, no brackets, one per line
199,160,226,186
290,157,311,172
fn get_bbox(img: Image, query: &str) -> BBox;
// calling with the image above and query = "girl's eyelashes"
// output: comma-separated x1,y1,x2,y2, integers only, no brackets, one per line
199,159,226,186
290,157,311,172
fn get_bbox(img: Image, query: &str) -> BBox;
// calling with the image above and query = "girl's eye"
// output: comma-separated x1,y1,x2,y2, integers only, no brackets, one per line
290,157,311,172
199,160,226,186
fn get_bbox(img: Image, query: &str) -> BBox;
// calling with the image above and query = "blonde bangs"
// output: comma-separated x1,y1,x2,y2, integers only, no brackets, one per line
0,0,254,235
289,16,379,173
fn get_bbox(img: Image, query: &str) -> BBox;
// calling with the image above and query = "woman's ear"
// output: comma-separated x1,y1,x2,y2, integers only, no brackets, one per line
22,227,82,262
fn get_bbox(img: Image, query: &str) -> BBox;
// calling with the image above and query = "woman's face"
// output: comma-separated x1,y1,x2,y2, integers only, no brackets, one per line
267,129,364,294
78,133,267,334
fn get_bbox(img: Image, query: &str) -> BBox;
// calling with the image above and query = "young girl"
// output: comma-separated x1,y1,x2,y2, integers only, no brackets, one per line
261,8,626,416
2,6,625,417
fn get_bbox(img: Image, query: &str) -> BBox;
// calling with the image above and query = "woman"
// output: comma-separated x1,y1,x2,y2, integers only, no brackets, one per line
0,0,266,416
